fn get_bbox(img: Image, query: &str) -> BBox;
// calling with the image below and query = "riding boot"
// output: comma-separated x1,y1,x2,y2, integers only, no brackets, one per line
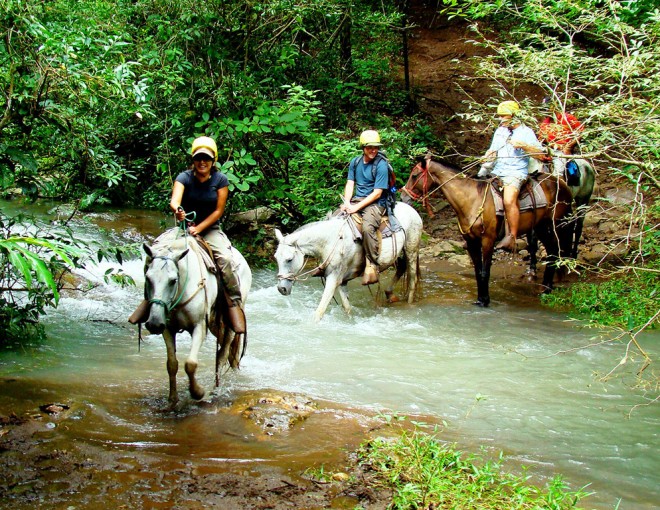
128,299,150,324
362,258,379,285
217,259,246,334
224,291,246,334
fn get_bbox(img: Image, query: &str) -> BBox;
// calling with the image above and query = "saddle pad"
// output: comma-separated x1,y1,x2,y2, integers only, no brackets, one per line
193,237,217,273
490,179,548,216
151,228,217,272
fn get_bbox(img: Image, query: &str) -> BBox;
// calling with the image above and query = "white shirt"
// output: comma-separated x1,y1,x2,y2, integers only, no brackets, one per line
488,124,542,178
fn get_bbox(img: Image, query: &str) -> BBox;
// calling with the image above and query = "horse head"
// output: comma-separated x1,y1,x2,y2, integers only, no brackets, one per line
143,242,189,334
400,155,436,216
274,228,305,296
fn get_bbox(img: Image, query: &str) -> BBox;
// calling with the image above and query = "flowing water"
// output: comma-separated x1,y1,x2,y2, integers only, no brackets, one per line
0,200,658,509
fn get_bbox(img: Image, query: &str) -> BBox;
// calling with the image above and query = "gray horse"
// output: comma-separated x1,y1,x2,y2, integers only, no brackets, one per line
143,228,251,408
274,202,423,321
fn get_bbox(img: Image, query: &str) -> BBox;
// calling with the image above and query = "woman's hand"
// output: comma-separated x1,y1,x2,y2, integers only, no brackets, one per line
175,207,186,223
187,225,200,236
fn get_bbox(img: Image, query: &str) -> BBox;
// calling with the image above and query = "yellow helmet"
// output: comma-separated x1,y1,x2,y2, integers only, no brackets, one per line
359,130,382,147
497,100,521,116
191,136,217,161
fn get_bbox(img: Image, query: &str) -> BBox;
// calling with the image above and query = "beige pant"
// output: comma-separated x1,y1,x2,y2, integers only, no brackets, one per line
354,201,385,265
202,226,242,303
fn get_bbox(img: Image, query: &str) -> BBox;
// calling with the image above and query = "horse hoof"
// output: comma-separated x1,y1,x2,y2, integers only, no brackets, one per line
190,385,205,401
385,290,399,303
473,300,489,307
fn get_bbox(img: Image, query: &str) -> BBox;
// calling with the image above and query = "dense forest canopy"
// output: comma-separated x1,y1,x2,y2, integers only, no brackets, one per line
1,1,658,359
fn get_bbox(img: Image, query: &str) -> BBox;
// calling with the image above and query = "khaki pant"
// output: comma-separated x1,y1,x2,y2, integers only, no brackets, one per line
355,201,385,265
202,226,242,303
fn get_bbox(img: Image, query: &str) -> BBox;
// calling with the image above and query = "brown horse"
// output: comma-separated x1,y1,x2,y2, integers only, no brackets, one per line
401,156,573,306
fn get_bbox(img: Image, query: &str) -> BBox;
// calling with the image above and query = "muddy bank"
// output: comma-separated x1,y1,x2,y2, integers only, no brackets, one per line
0,384,403,510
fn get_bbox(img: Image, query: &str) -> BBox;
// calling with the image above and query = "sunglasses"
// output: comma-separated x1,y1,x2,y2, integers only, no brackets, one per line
193,155,213,162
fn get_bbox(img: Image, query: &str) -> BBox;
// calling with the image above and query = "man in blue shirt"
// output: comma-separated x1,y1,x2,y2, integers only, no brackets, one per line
340,130,389,285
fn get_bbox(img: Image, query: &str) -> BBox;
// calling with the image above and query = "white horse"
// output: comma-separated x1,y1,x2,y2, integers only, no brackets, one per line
143,228,251,408
549,151,596,258
274,202,423,321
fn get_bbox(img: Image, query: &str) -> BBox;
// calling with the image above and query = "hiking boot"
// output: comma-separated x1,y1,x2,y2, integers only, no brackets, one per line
495,234,517,252
128,299,150,324
362,261,379,285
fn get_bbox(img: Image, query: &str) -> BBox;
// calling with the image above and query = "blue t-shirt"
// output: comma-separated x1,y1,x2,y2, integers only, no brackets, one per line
175,169,229,225
347,155,389,207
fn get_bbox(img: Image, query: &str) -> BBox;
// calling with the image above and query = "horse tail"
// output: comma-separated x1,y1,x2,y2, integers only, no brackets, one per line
232,332,247,368
415,252,422,300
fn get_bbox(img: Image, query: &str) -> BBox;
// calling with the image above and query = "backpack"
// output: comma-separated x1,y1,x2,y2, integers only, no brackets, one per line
349,152,401,231
565,160,580,187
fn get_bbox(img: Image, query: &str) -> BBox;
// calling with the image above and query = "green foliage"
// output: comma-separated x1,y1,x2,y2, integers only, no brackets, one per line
0,213,82,342
358,425,592,509
542,199,660,331
0,211,136,344
0,0,413,217
542,270,659,330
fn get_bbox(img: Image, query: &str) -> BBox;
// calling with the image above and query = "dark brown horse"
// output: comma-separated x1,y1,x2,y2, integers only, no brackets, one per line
401,156,574,306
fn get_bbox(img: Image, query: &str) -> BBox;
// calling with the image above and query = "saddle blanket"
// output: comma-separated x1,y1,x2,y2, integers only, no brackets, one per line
490,178,548,216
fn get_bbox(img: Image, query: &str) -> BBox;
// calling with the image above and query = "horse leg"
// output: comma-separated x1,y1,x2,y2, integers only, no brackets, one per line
466,238,490,307
525,231,539,281
184,324,206,401
405,251,420,304
314,274,340,322
337,283,352,313
571,201,588,259
162,329,179,408
385,257,406,303
536,227,559,293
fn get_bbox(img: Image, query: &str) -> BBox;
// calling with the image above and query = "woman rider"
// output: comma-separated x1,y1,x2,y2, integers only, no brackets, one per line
129,136,245,333
171,136,245,333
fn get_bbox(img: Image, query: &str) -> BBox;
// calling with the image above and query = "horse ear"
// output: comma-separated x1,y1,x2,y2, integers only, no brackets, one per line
175,248,189,263
275,228,284,243
143,243,153,258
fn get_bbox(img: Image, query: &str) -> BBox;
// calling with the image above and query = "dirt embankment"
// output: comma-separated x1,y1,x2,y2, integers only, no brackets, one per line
405,1,636,270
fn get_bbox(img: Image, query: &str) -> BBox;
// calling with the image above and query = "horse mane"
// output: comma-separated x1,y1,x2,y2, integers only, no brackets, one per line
151,228,189,253
424,157,489,192
288,215,344,241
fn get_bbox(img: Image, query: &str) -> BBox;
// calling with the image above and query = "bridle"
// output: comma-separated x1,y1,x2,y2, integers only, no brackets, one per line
401,161,457,216
402,160,488,235
146,238,207,316
146,255,190,315
276,215,350,283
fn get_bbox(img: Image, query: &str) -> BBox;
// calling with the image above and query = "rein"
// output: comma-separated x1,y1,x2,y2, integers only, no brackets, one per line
405,161,488,236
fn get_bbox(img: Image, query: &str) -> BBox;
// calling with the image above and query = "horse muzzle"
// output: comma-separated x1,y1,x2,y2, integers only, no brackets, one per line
400,190,414,205
145,304,167,334
277,279,293,296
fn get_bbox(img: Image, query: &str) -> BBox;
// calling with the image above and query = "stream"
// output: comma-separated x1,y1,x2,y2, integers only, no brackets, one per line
0,200,658,509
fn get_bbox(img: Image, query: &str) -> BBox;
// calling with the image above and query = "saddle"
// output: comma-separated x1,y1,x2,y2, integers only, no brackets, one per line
348,213,398,240
192,236,245,334
489,176,548,216
192,236,217,273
